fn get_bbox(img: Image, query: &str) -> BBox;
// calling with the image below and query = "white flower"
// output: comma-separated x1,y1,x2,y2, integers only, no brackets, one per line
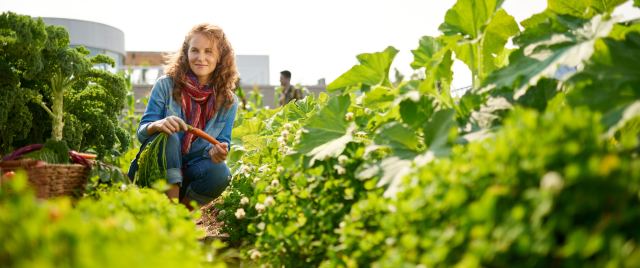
338,155,349,165
218,210,226,216
385,237,396,246
235,208,246,219
120,184,127,191
541,171,564,192
271,179,280,187
334,164,346,175
345,112,354,121
364,108,372,115
258,165,270,173
279,146,291,155
255,203,266,213
339,221,346,229
239,164,252,175
264,196,275,207
276,166,284,173
283,123,293,130
250,249,262,260
240,197,250,205
281,129,290,138
387,204,397,213
257,222,266,230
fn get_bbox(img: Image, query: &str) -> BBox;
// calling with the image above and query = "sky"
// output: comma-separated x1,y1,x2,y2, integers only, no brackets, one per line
1,0,639,87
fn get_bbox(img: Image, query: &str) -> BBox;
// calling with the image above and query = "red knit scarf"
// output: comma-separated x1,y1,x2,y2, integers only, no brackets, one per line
181,72,216,154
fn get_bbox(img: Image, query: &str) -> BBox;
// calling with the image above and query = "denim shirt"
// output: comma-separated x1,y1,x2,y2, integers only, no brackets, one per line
136,76,238,159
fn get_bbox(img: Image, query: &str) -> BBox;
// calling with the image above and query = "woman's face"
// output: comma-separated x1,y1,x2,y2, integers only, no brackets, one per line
188,33,218,85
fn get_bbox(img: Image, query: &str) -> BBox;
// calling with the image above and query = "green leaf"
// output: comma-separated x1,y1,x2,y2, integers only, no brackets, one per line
454,9,519,81
439,0,518,84
362,86,396,111
411,36,448,69
296,95,353,165
412,36,456,104
514,78,559,112
439,0,505,39
424,109,455,156
609,23,640,40
548,0,627,19
375,122,421,159
636,0,640,7
567,32,640,112
480,9,520,76
601,101,640,138
484,15,617,95
457,91,487,121
232,117,265,145
285,93,317,121
327,47,399,92
399,94,435,129
515,12,588,46
358,156,412,196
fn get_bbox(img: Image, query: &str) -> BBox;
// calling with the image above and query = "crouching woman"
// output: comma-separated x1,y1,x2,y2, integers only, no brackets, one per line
128,23,239,207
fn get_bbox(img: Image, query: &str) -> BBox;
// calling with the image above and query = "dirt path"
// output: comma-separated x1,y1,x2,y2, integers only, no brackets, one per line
198,201,228,240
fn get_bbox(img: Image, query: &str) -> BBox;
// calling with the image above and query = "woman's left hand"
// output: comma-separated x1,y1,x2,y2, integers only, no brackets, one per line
209,143,228,163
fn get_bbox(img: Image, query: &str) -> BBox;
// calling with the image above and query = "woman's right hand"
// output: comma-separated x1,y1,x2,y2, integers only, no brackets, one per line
148,116,188,135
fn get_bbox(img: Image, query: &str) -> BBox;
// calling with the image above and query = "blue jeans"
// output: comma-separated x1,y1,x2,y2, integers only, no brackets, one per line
129,133,231,205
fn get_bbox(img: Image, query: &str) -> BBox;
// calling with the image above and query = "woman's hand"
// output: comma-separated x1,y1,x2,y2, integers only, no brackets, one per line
209,143,228,163
148,116,188,135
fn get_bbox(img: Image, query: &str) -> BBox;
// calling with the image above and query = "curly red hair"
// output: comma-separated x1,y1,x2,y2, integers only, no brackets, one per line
165,23,238,109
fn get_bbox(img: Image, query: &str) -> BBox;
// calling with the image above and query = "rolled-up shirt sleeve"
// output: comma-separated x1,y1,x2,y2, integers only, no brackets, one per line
136,79,169,143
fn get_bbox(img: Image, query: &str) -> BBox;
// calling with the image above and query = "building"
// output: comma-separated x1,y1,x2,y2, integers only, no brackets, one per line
40,17,326,111
125,51,271,86
42,17,125,71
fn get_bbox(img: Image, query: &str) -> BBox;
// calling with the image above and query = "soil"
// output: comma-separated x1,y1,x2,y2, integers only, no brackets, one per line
198,201,228,241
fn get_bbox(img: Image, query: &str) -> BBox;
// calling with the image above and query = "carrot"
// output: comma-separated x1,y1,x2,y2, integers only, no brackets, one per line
187,125,220,145
74,152,97,159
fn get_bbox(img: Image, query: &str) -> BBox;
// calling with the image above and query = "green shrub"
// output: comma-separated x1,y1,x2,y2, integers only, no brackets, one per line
0,173,224,268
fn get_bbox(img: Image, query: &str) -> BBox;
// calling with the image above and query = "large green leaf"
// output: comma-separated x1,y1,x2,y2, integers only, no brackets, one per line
296,95,353,165
439,0,505,39
374,122,421,159
357,122,421,197
232,117,265,145
609,23,640,40
514,78,560,112
439,0,517,85
515,12,589,46
326,47,398,92
479,9,520,76
548,0,627,19
411,36,456,105
411,36,448,69
358,156,412,197
424,109,456,156
285,93,318,121
601,101,640,138
483,15,616,94
567,32,640,112
454,9,518,81
635,0,640,7
362,86,396,111
399,94,435,130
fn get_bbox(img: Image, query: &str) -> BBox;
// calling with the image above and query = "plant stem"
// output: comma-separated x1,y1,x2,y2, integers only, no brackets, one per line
50,73,66,141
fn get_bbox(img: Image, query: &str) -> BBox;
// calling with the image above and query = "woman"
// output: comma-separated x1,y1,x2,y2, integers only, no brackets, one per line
128,23,239,207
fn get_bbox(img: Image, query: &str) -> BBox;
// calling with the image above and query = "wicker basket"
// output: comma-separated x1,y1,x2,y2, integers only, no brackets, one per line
0,159,90,198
